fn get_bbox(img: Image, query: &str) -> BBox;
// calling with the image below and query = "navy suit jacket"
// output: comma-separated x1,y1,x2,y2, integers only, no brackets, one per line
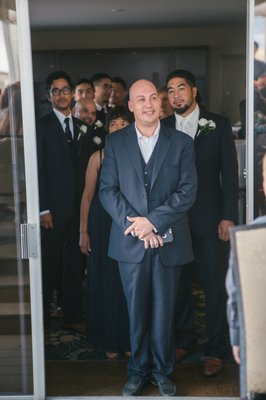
36,112,85,225
99,123,197,267
162,109,239,236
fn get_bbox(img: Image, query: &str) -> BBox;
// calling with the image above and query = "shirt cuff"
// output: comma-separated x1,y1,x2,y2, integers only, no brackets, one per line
40,210,50,216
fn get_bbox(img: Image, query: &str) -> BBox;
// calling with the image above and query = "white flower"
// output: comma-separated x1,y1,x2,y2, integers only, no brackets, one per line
80,124,87,134
198,118,208,127
93,136,102,145
77,124,87,141
198,118,216,134
94,120,103,128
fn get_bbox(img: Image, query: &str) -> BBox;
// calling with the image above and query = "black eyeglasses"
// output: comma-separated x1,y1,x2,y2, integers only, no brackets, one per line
49,86,72,96
99,83,112,90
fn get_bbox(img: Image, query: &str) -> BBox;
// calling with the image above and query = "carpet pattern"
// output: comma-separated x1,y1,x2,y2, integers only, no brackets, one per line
45,284,239,397
45,283,229,362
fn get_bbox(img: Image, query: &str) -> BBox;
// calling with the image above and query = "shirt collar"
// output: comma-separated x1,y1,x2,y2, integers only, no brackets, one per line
95,102,107,112
135,121,160,140
53,108,72,125
175,104,200,128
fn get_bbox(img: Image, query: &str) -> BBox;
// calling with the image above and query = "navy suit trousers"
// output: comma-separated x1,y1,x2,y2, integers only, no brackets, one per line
118,249,181,382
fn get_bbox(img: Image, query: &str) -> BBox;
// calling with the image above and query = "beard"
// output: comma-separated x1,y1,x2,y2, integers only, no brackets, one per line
174,104,190,115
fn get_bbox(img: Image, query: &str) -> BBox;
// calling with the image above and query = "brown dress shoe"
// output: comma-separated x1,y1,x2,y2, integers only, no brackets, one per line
105,351,119,359
62,322,86,334
203,357,224,377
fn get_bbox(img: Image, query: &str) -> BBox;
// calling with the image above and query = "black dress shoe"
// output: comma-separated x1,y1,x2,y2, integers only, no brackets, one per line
122,376,146,396
158,378,176,396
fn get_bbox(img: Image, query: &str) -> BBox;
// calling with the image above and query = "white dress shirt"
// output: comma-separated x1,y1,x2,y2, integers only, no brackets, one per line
175,104,200,140
95,102,108,114
53,108,74,138
135,122,160,164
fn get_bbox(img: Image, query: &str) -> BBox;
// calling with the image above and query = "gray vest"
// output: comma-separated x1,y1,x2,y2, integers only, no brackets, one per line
139,143,158,212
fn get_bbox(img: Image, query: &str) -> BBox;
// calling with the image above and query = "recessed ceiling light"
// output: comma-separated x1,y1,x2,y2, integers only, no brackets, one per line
111,8,126,13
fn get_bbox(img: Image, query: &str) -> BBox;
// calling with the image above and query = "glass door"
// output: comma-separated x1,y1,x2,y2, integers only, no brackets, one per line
0,0,44,398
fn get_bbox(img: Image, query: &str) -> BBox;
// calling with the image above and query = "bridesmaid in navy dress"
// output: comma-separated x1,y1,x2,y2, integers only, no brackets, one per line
79,106,134,359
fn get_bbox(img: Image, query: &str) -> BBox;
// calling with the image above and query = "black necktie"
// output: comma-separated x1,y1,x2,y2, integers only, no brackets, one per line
64,117,73,147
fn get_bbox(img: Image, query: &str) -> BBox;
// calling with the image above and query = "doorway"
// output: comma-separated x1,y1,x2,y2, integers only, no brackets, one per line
0,0,255,398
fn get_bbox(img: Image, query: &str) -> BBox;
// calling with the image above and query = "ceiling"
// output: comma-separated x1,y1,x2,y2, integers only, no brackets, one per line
28,0,247,30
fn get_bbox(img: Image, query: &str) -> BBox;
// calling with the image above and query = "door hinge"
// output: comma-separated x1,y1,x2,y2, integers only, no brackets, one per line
20,223,38,259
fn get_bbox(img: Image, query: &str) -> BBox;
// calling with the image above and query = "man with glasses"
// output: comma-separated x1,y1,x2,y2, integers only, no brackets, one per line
91,72,112,124
109,76,128,108
36,70,87,344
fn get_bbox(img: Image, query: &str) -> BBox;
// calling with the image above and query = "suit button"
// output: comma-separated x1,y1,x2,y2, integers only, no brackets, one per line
142,194,146,198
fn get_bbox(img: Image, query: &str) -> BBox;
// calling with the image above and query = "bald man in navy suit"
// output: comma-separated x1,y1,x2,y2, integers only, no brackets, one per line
99,79,197,396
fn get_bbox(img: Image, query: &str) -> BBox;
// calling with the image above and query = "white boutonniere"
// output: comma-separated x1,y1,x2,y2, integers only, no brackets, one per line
198,118,216,134
77,124,87,140
93,136,102,145
94,120,103,129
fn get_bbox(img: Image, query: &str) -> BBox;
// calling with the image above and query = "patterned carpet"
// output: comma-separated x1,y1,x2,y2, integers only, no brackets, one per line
45,282,231,362
44,283,238,397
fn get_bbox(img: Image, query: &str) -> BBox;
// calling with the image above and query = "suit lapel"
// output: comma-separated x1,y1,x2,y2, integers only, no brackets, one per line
151,127,171,189
50,112,66,144
72,117,80,142
125,125,145,185
194,109,210,144
50,112,73,151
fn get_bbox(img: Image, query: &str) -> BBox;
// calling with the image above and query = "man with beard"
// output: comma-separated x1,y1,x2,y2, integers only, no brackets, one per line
162,69,239,377
36,70,86,343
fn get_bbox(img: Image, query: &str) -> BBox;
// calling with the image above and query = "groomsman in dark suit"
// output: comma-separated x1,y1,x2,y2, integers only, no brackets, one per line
73,98,106,196
36,70,87,342
99,79,197,396
163,69,239,376
91,72,112,124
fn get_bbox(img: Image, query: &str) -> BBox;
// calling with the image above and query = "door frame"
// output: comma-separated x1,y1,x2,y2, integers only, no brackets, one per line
16,0,45,399
9,0,254,398
246,0,255,223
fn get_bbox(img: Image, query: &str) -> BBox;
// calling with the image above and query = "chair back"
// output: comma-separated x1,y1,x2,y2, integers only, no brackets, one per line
230,223,266,398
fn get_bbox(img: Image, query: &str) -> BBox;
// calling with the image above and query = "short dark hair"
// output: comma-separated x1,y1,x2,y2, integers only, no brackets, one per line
166,69,196,88
91,73,111,86
158,85,168,94
105,105,134,131
111,76,127,90
75,78,94,89
45,70,73,91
